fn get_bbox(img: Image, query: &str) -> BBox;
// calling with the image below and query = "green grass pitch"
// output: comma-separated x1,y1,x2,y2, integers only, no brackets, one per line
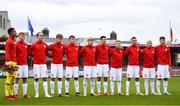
0,77,180,105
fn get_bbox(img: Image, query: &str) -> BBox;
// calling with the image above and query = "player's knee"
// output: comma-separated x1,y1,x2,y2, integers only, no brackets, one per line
66,78,70,81
42,78,47,81
97,77,101,81
135,78,139,81
51,78,55,81
34,78,39,82
57,78,62,81
127,78,131,81
15,78,19,84
74,77,78,80
104,77,108,81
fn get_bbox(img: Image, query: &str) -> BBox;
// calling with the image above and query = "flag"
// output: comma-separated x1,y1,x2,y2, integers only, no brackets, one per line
28,17,34,36
169,21,173,43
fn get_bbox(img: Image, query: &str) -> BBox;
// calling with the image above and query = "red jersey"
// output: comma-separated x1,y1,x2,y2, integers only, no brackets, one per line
29,41,48,64
155,45,172,67
16,41,28,65
48,43,64,64
125,45,140,65
80,45,96,66
109,48,124,68
64,43,79,66
96,44,109,64
5,36,16,62
141,47,155,68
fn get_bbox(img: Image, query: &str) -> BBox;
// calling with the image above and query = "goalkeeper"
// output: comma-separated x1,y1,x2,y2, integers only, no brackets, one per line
4,28,18,101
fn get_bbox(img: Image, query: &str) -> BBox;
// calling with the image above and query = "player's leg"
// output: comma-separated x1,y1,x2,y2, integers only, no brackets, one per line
22,65,31,98
65,67,72,97
97,64,102,96
73,66,80,96
103,64,110,96
150,68,156,95
143,68,149,95
110,68,116,95
134,66,144,95
41,65,51,98
163,65,171,95
50,78,55,96
5,72,16,100
90,66,97,96
57,64,63,96
33,64,40,98
50,64,56,96
83,66,89,96
117,68,123,95
14,65,21,98
156,65,163,95
126,65,132,96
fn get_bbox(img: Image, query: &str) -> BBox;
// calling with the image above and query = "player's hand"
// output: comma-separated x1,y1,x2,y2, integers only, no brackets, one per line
168,67,172,71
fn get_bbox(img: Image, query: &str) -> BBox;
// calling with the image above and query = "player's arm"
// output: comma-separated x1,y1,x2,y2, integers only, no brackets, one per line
47,44,53,58
168,47,172,70
5,41,12,62
79,46,84,57
154,46,158,66
124,47,129,56
29,44,34,57
45,43,51,57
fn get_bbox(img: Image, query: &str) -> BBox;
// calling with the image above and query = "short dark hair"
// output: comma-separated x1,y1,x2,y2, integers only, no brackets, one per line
115,40,121,43
100,36,106,40
19,32,25,35
36,32,44,37
131,37,136,40
56,34,63,39
159,36,165,40
8,28,15,35
69,35,75,40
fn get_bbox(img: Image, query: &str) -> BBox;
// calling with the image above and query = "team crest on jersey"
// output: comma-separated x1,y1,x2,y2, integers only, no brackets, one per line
137,49,139,51
165,48,168,51
76,47,78,50
152,51,154,54
93,48,95,51
106,47,108,50
25,46,27,48
44,45,46,48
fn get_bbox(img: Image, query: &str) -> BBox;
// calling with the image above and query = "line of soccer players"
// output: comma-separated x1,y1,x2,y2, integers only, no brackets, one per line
5,28,171,100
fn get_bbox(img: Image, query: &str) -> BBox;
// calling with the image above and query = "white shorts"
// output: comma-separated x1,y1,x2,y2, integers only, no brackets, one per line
83,66,97,78
110,68,122,81
33,64,48,78
143,68,155,78
65,66,79,78
127,65,140,78
157,65,170,79
15,65,28,78
97,64,109,77
51,64,63,78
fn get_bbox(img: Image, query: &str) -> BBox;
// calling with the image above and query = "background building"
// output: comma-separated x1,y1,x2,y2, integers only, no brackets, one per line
0,11,11,37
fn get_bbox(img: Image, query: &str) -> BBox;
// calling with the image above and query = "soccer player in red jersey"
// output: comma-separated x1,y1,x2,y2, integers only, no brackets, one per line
79,38,97,96
141,40,156,95
96,36,110,96
14,32,31,99
109,40,124,95
64,35,80,97
29,32,51,98
125,37,144,96
4,28,17,101
155,36,172,95
48,34,65,97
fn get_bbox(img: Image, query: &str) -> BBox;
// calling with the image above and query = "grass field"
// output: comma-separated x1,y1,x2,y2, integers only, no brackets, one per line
0,77,180,105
